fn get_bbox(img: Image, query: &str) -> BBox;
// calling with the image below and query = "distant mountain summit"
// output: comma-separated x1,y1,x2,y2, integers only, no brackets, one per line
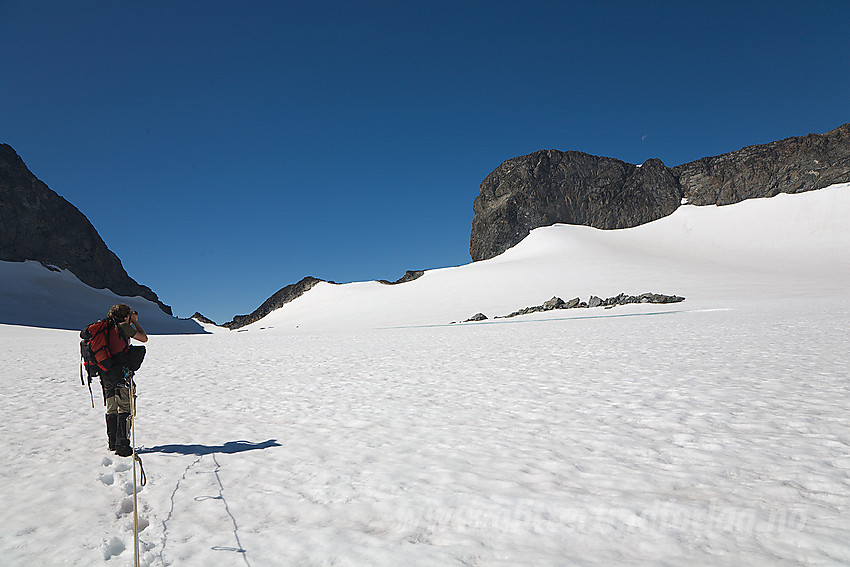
470,123,850,261
0,143,172,314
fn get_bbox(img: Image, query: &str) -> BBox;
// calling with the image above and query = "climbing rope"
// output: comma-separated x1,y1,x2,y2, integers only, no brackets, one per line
130,378,141,567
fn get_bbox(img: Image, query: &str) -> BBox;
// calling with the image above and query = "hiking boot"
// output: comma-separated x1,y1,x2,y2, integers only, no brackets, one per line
115,412,133,457
115,439,133,457
105,414,118,451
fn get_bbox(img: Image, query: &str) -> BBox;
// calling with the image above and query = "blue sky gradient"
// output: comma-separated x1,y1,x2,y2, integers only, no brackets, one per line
2,1,848,322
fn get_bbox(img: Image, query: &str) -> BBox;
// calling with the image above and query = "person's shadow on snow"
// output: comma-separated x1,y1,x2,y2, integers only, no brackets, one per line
138,439,280,455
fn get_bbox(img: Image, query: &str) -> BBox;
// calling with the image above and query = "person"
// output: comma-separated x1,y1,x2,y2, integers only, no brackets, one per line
101,304,148,457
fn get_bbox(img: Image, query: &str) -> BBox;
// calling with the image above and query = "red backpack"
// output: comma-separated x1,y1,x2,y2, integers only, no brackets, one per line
80,319,129,404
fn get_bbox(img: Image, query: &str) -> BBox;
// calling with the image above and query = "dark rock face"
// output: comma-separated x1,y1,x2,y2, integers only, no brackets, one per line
470,151,682,261
470,124,850,261
0,143,172,314
223,276,323,329
191,312,218,326
674,123,850,205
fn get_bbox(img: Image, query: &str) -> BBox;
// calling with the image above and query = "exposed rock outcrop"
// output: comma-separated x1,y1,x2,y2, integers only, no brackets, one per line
457,292,685,323
191,312,218,326
0,143,172,314
470,153,681,261
674,123,850,205
226,271,426,328
378,270,425,285
470,124,850,261
223,276,324,329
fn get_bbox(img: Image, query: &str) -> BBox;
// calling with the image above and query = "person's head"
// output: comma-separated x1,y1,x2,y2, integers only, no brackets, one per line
108,304,132,322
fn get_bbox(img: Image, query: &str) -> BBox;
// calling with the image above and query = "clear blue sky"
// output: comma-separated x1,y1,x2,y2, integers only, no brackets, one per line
2,1,848,323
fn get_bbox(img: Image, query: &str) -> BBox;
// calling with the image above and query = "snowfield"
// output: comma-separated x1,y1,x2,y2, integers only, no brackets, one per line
1,184,849,566
240,183,850,332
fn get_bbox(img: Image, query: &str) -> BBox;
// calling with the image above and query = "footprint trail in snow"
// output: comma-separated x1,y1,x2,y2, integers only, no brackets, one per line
97,455,153,564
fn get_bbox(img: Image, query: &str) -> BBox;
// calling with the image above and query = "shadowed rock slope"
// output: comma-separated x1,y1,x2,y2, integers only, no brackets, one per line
0,143,172,314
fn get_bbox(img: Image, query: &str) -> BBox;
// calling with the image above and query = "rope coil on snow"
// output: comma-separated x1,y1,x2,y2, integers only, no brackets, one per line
134,453,147,487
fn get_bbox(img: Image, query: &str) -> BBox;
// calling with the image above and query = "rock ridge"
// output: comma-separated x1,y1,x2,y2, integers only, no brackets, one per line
673,123,850,205
191,312,218,326
471,123,850,261
222,276,324,329
0,143,173,314
378,270,425,285
225,271,428,328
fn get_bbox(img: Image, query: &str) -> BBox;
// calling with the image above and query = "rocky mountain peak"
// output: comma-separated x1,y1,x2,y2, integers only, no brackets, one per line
0,143,172,314
470,150,682,261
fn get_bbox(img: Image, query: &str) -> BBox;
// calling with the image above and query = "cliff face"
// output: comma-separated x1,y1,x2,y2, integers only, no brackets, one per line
470,151,682,261
0,143,172,314
470,124,850,261
674,123,850,205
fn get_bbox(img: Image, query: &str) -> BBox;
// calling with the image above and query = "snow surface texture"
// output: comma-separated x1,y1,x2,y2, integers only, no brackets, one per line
0,184,848,566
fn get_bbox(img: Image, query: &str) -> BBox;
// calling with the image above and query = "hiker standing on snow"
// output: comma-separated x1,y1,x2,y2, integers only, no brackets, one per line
102,304,147,457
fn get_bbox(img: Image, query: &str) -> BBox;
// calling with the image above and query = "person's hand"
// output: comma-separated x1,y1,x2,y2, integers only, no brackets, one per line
130,310,139,324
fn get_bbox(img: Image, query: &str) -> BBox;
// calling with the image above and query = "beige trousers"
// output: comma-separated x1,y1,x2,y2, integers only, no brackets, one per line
105,387,131,415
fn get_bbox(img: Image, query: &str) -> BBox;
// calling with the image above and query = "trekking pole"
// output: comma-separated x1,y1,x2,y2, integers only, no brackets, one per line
130,379,140,567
